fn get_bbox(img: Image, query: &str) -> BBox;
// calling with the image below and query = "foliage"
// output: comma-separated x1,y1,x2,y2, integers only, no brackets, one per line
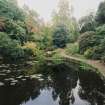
66,43,79,55
78,26,105,60
78,29,105,60
91,39,105,60
52,25,69,48
80,62,93,71
0,32,24,60
78,31,102,54
22,42,37,56
0,0,25,21
51,51,63,64
52,0,71,26
101,55,105,63
35,49,46,64
39,25,53,49
84,48,93,59
79,13,95,33
5,19,27,44
0,0,45,61
96,24,105,36
23,5,41,35
52,0,79,42
78,1,105,61
0,0,105,65
0,17,5,31
95,1,105,25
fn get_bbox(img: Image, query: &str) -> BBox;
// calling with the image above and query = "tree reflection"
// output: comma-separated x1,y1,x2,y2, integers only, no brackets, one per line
50,64,78,105
78,71,105,105
0,64,105,105
0,79,41,105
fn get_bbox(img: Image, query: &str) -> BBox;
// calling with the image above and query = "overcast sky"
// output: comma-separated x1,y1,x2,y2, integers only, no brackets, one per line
18,0,104,21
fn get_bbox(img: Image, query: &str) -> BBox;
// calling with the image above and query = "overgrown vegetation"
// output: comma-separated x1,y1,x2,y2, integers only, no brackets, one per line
65,43,79,55
0,0,79,63
0,0,52,62
52,25,69,48
0,0,105,66
77,1,105,63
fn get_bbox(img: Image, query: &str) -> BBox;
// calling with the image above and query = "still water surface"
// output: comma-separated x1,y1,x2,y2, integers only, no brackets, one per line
0,64,105,105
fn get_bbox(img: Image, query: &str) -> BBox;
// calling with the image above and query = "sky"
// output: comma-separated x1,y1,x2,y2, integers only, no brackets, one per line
18,0,104,21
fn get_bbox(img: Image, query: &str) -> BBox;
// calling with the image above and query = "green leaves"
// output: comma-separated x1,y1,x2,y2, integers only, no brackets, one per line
0,32,23,59
79,13,95,33
96,24,105,36
95,1,105,25
0,0,25,21
53,25,69,48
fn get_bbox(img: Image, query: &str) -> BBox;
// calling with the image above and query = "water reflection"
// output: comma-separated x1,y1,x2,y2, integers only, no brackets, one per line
78,71,105,105
0,64,105,105
0,79,40,105
50,68,78,105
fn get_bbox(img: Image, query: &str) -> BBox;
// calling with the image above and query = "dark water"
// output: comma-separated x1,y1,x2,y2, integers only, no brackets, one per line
0,63,105,105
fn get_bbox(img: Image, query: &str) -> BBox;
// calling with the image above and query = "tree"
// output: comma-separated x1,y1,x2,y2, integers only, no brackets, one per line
0,32,25,60
52,0,72,26
4,19,27,44
0,17,5,31
79,12,95,33
96,24,105,36
95,1,105,25
53,25,69,48
52,0,79,42
40,25,53,49
0,0,25,21
23,5,41,34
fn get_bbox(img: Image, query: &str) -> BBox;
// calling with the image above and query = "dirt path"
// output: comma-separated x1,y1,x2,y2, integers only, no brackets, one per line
59,49,105,77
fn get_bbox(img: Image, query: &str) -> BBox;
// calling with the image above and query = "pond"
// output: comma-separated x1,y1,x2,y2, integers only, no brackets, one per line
0,63,105,105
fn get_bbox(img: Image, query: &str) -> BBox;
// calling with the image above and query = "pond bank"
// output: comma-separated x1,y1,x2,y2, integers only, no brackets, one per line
60,51,105,77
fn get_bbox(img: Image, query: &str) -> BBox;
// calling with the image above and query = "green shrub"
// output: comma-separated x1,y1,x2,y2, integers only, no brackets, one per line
101,55,105,63
78,31,101,54
10,47,25,60
79,13,95,33
66,43,79,55
0,32,25,60
96,24,105,35
80,62,92,71
5,19,27,44
52,25,69,48
35,49,46,63
88,38,105,60
84,48,93,58
0,0,25,21
51,52,63,64
95,1,105,25
91,46,102,59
